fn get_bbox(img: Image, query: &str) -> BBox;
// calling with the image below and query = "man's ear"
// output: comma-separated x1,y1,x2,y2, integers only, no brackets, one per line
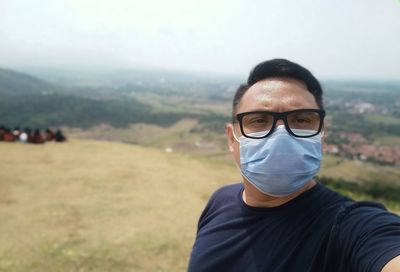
226,123,235,153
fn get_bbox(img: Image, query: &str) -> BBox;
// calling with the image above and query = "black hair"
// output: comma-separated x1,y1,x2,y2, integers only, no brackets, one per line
232,59,324,121
232,84,250,122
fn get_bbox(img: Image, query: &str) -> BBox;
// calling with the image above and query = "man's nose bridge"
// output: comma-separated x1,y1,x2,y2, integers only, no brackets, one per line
274,112,286,127
276,118,285,126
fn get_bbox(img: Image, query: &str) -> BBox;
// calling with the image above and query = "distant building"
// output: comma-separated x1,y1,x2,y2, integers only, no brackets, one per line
323,144,339,154
352,102,376,114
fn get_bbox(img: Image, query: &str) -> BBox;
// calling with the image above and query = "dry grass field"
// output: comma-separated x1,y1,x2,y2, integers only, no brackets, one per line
64,120,400,187
0,140,240,272
2,137,399,271
64,119,230,161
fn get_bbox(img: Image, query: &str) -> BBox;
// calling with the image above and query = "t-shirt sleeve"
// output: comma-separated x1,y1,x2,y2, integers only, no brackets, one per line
337,202,400,272
195,184,241,232
195,186,225,232
196,197,213,231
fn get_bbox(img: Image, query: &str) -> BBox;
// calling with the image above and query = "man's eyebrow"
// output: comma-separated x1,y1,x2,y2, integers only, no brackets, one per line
238,109,274,113
238,108,317,114
243,108,274,112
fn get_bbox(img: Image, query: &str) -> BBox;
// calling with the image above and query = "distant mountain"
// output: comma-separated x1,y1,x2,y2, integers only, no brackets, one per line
21,66,243,89
0,93,192,129
0,67,228,129
0,68,199,129
0,67,56,95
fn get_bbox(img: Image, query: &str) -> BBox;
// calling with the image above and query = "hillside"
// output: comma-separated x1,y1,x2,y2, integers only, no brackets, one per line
0,67,229,130
0,67,55,95
0,140,239,272
1,139,400,271
0,68,200,129
0,94,175,129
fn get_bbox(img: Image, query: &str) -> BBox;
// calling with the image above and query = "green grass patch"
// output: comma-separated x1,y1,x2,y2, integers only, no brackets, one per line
373,135,400,146
319,176,400,211
321,154,400,186
364,114,400,126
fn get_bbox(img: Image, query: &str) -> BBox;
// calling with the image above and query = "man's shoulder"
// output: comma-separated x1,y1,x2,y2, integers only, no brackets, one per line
337,200,396,227
197,183,243,228
211,182,243,198
330,201,400,272
312,186,395,226
204,183,243,210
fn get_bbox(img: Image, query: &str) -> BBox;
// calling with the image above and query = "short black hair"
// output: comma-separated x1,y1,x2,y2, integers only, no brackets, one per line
232,59,324,122
232,84,250,122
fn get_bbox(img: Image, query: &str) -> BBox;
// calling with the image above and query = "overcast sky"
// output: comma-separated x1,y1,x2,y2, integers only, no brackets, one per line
1,0,399,79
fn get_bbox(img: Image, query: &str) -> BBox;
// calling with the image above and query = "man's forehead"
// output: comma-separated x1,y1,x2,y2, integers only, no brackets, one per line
251,77,307,91
242,78,308,100
237,77,315,112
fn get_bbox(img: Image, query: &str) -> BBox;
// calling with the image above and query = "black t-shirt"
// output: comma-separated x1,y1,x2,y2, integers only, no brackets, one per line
188,183,400,272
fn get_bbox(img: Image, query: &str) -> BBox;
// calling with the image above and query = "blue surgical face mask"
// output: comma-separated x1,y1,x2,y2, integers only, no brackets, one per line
234,125,322,197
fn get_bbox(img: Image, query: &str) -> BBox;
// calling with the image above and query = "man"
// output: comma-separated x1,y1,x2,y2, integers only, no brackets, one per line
188,59,400,272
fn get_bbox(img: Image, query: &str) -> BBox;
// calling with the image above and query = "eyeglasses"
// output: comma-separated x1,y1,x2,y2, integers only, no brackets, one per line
235,109,325,139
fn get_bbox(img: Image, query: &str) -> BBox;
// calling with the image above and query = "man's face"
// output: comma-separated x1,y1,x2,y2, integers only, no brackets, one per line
226,77,321,167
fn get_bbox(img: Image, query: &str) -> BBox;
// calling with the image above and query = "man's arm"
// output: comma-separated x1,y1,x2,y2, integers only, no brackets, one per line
382,255,400,272
337,202,400,271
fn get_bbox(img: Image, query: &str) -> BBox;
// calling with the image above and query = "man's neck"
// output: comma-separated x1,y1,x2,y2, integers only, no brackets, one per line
242,180,316,208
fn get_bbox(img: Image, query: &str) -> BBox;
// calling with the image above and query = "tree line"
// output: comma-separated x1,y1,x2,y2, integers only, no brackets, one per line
0,93,228,130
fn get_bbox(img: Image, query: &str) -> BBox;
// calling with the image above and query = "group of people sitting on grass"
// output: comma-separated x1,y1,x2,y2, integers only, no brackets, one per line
0,126,67,144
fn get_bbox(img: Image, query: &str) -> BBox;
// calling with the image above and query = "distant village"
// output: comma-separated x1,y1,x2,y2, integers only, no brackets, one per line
324,131,400,166
323,100,400,166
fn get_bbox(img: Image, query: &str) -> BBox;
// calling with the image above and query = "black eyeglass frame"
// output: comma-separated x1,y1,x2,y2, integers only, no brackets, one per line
235,108,325,139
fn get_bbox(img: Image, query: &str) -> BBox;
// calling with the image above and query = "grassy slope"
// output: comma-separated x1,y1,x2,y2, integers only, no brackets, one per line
0,140,239,272
66,122,400,186
320,155,400,186
1,139,399,271
0,67,54,95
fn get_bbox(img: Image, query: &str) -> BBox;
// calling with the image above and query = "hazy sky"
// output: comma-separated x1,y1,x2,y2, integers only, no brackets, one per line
1,0,399,79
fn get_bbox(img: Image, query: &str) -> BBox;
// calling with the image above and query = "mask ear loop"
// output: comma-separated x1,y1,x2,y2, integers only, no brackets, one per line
232,128,241,143
231,127,245,182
